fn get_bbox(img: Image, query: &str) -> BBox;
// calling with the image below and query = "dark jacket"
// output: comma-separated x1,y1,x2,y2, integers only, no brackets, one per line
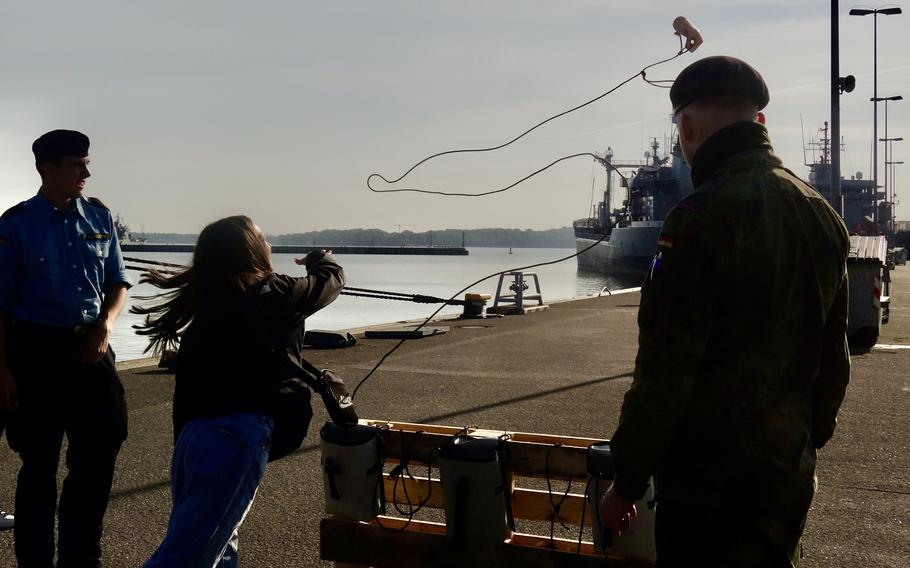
172,253,344,438
610,122,850,506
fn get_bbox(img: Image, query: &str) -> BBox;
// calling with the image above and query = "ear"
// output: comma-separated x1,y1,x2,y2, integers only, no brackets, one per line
757,112,766,125
678,113,695,143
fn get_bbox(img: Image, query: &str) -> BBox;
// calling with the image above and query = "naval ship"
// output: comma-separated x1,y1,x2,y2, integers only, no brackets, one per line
115,215,147,244
574,122,886,278
574,136,693,277
804,122,882,234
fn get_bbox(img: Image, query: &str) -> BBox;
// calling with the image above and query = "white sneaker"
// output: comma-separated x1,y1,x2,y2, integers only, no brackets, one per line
0,511,13,531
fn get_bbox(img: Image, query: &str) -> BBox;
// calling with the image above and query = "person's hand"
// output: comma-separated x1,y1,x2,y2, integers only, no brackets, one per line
0,367,17,412
598,484,637,536
80,321,112,364
673,16,703,52
295,250,333,267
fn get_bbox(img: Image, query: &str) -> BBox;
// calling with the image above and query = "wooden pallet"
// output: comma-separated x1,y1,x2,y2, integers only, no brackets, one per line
320,420,652,568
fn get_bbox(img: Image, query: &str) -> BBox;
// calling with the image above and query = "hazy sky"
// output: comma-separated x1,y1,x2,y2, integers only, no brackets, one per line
1,1,907,233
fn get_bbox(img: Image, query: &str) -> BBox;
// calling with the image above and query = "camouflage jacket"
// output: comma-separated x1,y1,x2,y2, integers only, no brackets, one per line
610,122,850,506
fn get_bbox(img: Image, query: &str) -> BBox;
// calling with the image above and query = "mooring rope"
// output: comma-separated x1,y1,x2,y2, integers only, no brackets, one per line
123,256,186,268
123,259,467,305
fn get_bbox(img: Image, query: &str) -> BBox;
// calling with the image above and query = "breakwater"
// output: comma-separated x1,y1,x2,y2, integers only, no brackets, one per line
121,243,469,255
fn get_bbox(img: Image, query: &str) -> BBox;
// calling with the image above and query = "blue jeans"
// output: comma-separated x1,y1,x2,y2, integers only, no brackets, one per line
144,413,273,568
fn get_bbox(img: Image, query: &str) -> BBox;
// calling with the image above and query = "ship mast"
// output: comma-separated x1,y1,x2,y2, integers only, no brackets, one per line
820,121,830,166
604,147,613,222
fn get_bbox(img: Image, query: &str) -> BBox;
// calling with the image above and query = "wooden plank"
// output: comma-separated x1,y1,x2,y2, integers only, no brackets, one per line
361,420,607,448
507,440,588,480
374,428,444,468
511,487,589,526
368,427,591,479
508,532,595,556
383,474,445,510
382,474,592,527
509,431,605,448
320,517,647,568
372,516,447,534
361,420,477,436
323,422,640,567
508,533,650,566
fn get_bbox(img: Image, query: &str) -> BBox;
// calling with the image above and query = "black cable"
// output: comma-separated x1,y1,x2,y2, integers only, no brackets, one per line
368,152,602,198
366,37,688,197
545,443,574,554
375,431,437,534
351,229,611,400
576,476,595,555
351,42,695,397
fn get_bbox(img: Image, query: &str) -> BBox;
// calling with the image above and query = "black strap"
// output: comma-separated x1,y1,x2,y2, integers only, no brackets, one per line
324,457,341,500
497,444,517,532
453,477,470,542
593,477,614,549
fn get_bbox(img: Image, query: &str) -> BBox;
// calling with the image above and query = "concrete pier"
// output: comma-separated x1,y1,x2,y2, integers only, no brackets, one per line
0,269,907,566
122,243,469,255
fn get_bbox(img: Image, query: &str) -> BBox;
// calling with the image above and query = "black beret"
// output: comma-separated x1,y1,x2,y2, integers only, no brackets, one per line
32,129,90,163
670,56,769,114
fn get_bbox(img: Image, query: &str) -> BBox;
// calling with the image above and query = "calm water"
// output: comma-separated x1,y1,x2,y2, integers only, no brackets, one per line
116,248,642,361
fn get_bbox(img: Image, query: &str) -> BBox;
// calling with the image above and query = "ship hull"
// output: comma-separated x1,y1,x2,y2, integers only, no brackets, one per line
575,223,662,277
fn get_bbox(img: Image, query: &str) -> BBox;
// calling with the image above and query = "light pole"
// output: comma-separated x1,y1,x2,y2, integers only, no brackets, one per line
881,135,903,217
876,94,902,215
887,160,903,231
850,6,902,223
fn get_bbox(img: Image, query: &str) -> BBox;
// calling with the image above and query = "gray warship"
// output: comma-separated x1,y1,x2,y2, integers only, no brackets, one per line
574,136,693,279
804,122,882,233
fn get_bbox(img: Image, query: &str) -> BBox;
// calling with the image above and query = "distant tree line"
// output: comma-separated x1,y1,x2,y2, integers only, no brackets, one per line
135,227,576,248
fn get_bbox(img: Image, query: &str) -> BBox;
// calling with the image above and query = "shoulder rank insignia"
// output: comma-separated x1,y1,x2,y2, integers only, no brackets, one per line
83,233,111,241
656,235,674,249
86,197,110,210
649,250,664,281
1,203,26,219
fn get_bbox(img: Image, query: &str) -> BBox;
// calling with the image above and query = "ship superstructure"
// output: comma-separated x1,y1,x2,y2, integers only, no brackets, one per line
805,122,882,234
574,136,693,277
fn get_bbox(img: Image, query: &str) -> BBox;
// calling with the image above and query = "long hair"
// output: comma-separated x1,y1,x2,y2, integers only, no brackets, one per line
131,215,272,355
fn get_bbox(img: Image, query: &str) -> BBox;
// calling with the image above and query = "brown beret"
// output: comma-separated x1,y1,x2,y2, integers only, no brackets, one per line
670,56,769,114
32,129,90,163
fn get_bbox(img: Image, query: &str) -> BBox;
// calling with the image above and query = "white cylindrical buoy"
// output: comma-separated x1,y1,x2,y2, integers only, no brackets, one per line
438,435,512,548
586,442,657,563
320,423,383,521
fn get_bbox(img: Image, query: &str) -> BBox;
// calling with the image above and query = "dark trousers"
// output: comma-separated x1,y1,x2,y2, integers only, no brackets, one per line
7,324,128,568
655,495,811,568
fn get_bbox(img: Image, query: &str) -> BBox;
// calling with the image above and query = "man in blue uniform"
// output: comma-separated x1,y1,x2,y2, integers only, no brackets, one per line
0,130,131,567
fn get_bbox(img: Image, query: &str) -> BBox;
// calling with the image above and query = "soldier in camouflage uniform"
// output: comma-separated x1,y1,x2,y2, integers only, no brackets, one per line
598,56,851,566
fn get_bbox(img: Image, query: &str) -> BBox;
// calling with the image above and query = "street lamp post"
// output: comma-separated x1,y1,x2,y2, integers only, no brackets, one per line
887,160,904,232
881,135,903,221
850,6,902,223
876,95,902,221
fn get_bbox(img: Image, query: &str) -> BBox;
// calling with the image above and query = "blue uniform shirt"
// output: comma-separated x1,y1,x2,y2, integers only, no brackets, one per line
0,193,132,327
